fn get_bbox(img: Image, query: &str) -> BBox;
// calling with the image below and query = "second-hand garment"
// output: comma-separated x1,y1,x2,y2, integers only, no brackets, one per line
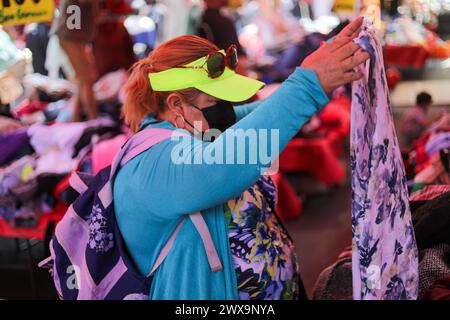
350,20,419,300
418,243,450,298
0,128,32,166
425,132,450,156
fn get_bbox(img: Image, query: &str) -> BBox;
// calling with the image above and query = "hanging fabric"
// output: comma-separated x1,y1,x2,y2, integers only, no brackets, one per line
350,19,419,300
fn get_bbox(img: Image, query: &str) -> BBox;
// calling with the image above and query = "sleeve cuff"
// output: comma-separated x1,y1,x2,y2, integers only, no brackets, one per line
292,67,330,110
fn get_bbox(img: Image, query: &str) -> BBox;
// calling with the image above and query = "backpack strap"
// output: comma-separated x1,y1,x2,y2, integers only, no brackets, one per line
189,212,223,272
98,129,183,209
105,128,223,274
69,172,88,194
68,171,95,194
111,128,185,178
148,218,185,276
148,213,224,276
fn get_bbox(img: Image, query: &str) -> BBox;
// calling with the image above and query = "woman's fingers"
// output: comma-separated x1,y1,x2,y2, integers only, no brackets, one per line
334,42,361,61
348,18,364,38
338,16,364,39
327,36,353,52
341,71,364,84
301,16,368,93
341,50,370,71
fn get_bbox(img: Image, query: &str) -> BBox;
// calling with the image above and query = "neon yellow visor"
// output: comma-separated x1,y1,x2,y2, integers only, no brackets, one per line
148,50,265,102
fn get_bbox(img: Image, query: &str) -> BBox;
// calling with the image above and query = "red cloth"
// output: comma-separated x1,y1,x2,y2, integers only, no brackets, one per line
271,173,302,220
0,203,67,241
105,0,133,14
329,132,345,158
337,245,352,259
13,99,48,117
410,185,450,201
317,95,351,139
53,173,73,205
280,135,346,186
384,44,429,69
92,21,136,79
421,276,450,300
386,67,402,89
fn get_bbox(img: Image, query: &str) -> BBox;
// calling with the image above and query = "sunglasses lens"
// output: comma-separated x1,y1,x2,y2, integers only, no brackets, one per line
206,53,225,78
227,46,238,70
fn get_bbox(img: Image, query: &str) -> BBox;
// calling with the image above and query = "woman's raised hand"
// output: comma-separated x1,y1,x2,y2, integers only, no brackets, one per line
301,17,370,94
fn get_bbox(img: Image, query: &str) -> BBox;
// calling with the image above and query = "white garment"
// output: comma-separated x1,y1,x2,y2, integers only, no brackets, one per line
23,73,75,95
35,150,78,175
312,0,335,19
45,35,75,80
93,69,129,103
28,118,115,174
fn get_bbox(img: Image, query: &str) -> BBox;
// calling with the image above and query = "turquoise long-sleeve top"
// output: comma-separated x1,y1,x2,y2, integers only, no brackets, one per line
113,67,329,299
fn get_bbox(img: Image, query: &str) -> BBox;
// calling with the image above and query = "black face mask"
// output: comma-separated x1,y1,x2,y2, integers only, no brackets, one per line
186,100,237,140
200,100,237,133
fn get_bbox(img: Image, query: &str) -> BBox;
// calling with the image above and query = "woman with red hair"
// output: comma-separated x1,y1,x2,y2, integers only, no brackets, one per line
113,17,369,299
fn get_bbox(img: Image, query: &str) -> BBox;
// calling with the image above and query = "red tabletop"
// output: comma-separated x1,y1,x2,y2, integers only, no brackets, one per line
0,203,67,241
280,134,346,186
384,44,429,69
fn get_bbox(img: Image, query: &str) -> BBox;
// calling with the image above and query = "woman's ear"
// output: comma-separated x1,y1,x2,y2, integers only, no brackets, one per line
166,93,184,116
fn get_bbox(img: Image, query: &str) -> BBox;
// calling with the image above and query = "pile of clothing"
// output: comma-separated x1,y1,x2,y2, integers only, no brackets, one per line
385,16,450,59
0,117,124,229
7,70,128,125
1,29,130,230
408,117,450,190
410,187,450,299
407,118,450,299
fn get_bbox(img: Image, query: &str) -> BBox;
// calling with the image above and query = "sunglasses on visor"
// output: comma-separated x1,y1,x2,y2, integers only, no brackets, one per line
175,45,238,79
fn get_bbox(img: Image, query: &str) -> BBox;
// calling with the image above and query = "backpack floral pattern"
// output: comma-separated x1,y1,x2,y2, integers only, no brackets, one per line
224,176,299,300
351,20,419,300
87,204,114,253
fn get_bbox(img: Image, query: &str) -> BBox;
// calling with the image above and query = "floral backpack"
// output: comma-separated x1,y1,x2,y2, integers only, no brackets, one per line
38,128,223,300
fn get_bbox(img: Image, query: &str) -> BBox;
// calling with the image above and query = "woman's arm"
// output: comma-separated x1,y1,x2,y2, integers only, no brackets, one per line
233,100,263,121
119,18,370,220
128,67,328,220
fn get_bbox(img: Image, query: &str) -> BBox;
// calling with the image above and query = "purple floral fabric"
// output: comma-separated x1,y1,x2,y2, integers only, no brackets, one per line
351,20,419,300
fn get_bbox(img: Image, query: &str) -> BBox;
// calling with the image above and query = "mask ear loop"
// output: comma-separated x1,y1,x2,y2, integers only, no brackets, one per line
175,112,197,132
175,110,205,138
174,114,186,129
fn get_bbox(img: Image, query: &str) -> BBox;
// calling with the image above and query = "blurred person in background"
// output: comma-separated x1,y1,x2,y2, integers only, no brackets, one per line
51,0,100,121
25,23,51,76
197,0,248,75
401,91,433,147
92,0,136,80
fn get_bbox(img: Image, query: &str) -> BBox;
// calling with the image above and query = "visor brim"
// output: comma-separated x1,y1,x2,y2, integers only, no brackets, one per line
195,73,265,103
